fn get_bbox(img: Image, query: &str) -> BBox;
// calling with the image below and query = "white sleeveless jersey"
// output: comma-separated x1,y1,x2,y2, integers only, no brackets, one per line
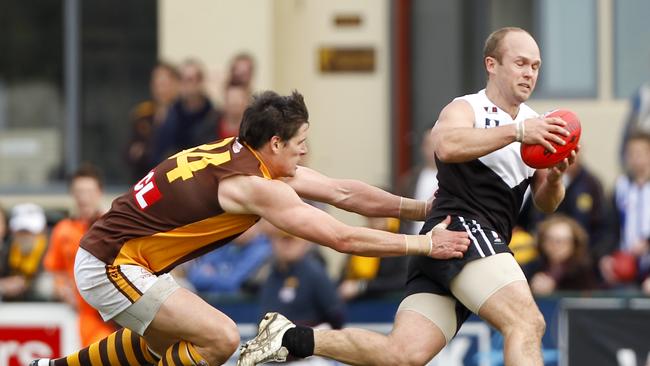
430,89,538,242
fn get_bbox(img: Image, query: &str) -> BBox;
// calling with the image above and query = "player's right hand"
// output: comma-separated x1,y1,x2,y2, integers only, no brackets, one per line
426,215,470,259
522,117,570,153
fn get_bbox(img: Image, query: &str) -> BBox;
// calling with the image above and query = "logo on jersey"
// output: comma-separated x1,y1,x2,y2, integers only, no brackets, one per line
133,170,162,210
233,139,243,153
484,106,498,114
484,118,500,128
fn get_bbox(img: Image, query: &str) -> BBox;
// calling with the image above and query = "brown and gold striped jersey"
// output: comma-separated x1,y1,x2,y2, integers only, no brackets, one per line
80,137,272,274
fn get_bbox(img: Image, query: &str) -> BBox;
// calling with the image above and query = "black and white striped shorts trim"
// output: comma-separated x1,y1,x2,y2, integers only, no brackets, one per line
457,216,505,258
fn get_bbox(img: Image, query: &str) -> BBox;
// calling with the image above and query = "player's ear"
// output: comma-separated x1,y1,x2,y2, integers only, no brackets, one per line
270,135,283,153
485,56,497,75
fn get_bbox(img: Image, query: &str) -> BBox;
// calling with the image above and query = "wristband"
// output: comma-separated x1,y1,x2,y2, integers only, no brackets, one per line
398,198,427,220
404,234,432,256
515,120,525,142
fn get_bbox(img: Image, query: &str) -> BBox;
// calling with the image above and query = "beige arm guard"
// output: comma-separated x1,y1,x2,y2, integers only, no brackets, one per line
398,197,428,221
404,234,433,256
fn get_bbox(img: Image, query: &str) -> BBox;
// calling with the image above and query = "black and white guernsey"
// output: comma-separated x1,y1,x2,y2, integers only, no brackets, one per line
431,89,538,246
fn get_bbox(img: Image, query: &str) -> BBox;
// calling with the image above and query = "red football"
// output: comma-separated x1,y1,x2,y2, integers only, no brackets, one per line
520,109,581,169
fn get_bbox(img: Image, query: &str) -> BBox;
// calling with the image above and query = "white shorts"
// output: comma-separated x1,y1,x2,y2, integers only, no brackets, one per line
74,247,180,335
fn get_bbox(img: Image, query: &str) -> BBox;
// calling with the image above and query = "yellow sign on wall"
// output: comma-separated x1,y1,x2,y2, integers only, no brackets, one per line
319,47,375,73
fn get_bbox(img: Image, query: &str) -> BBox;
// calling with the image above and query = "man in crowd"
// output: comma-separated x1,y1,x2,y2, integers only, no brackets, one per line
44,165,116,346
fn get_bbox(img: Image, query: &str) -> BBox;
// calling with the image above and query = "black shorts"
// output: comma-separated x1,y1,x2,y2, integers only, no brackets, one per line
405,215,511,327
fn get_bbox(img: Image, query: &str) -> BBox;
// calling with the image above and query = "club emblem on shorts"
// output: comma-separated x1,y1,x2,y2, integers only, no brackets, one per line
491,231,503,244
107,266,119,278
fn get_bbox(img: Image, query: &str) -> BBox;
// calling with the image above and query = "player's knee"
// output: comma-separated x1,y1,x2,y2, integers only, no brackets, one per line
509,308,545,340
530,310,546,338
405,350,435,366
201,317,240,359
384,342,434,366
391,352,432,366
521,307,545,337
215,321,241,355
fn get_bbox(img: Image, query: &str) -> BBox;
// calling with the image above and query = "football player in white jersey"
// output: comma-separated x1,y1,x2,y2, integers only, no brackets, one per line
239,27,578,366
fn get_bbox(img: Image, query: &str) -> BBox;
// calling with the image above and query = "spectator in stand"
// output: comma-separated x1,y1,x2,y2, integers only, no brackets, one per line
0,205,7,246
259,225,345,331
643,275,650,295
398,129,438,234
509,227,538,266
338,217,407,301
185,223,272,295
258,225,344,365
560,157,611,260
0,203,50,301
600,132,650,287
125,62,181,180
0,206,14,298
518,153,610,258
228,52,255,90
43,165,116,346
620,81,650,161
151,58,222,164
523,215,597,295
216,82,251,139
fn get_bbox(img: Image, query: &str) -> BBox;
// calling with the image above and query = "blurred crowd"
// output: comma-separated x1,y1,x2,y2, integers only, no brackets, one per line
124,54,254,181
2,52,650,351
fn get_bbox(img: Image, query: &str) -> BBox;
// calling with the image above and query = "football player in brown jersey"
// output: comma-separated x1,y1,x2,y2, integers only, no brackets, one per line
32,90,469,366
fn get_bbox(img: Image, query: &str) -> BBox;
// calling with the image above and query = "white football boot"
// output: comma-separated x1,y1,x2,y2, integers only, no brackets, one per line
237,312,296,366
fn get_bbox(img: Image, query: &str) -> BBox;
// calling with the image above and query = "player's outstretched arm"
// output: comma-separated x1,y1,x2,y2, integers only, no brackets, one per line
219,175,469,258
285,166,428,221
